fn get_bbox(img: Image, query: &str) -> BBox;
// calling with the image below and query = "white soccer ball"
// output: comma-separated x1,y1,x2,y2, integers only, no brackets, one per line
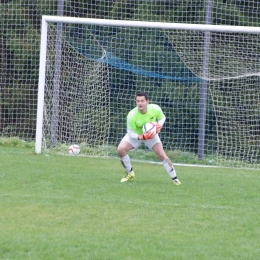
142,122,156,135
68,144,80,155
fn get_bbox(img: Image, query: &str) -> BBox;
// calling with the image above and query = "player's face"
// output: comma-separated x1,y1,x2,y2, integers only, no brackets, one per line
136,95,149,113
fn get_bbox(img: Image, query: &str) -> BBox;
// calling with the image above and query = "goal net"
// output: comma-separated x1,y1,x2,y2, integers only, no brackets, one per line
36,16,260,168
40,22,110,155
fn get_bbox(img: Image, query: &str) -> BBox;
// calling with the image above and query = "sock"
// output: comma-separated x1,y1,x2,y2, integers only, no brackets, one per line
162,158,177,179
120,154,132,172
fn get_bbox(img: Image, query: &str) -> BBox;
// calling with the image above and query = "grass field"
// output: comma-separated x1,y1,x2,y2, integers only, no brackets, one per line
1,145,260,259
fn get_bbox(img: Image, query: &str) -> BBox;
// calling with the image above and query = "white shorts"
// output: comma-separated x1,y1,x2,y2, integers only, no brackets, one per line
121,133,162,150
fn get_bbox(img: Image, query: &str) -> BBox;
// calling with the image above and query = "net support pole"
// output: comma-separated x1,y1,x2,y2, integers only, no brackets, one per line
50,0,64,146
35,18,48,154
198,0,212,160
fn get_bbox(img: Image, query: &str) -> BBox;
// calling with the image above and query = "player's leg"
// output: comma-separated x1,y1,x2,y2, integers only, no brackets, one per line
117,139,134,172
117,134,140,182
145,137,181,185
152,143,181,185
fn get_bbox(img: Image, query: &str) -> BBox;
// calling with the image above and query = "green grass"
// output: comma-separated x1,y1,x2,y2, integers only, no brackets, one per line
0,145,260,260
1,137,258,169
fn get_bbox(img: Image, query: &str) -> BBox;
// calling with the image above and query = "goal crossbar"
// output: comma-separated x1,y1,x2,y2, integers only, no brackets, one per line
42,15,260,34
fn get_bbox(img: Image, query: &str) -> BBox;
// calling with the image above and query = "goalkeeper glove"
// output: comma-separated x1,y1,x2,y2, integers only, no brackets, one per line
138,131,156,140
155,123,162,133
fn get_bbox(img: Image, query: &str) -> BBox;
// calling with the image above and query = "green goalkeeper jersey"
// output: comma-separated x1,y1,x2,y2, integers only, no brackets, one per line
127,104,164,135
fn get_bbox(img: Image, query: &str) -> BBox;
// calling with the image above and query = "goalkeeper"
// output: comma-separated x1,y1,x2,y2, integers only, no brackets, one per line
117,91,181,185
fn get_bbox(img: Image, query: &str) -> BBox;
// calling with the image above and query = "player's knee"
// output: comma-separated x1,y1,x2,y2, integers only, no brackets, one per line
117,145,122,154
152,143,166,159
117,144,126,156
156,153,166,161
154,150,167,161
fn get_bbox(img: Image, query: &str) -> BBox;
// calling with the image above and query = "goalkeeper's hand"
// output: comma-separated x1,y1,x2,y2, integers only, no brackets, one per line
138,131,156,140
155,123,162,133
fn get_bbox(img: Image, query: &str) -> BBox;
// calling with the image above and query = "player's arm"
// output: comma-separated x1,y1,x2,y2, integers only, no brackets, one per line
127,129,139,139
156,111,166,133
157,114,166,126
127,111,145,140
127,129,155,140
156,113,165,133
127,113,140,139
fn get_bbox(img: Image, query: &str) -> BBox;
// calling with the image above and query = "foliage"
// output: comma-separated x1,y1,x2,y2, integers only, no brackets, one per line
0,1,57,137
0,137,34,148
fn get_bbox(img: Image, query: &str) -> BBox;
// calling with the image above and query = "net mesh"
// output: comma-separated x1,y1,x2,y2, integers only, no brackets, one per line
43,24,109,155
165,31,260,80
1,1,260,168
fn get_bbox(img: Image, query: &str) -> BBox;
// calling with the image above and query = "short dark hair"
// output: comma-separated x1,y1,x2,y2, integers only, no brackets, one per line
136,91,149,100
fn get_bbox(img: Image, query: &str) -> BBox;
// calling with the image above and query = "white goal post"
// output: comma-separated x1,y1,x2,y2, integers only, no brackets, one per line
36,15,260,168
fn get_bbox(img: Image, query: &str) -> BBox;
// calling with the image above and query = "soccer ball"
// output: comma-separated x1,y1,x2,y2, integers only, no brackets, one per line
142,122,156,135
68,144,80,155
